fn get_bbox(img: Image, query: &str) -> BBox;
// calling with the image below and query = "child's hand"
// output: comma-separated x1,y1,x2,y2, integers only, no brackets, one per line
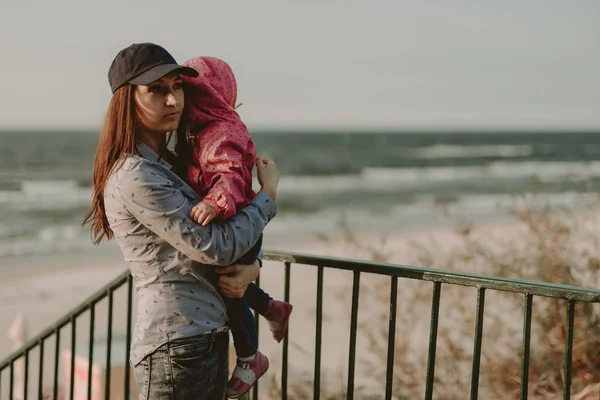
190,201,217,226
256,157,279,201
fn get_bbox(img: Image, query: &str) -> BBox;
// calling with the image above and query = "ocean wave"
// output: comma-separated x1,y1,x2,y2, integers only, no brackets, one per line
1,191,597,259
3,163,598,212
414,144,534,159
0,179,92,210
363,161,600,184
20,179,80,195
386,192,599,226
0,224,91,257
277,161,600,196
450,191,599,210
268,191,598,240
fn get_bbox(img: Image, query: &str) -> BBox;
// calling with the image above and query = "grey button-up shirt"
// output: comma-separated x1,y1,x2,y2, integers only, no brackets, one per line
104,141,276,366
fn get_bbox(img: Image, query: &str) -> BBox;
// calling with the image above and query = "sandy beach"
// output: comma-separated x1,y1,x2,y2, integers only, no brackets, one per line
1,211,599,399
0,217,508,396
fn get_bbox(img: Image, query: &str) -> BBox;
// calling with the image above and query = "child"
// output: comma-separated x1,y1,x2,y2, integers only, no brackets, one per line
178,56,293,398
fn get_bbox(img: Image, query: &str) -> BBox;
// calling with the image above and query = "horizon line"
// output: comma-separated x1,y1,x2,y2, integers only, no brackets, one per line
1,127,600,134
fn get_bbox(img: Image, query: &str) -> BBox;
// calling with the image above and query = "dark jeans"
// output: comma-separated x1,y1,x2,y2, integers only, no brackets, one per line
225,234,272,358
133,329,229,400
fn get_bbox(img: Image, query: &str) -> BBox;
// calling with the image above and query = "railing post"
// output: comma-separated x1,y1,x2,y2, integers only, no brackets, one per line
563,300,575,400
520,294,533,400
313,266,324,400
469,288,486,400
70,316,76,400
24,350,29,400
38,339,45,400
384,276,398,400
253,273,260,400
124,274,133,400
281,262,291,400
347,270,361,400
105,289,113,400
425,282,442,400
9,359,14,400
53,329,60,400
88,303,95,400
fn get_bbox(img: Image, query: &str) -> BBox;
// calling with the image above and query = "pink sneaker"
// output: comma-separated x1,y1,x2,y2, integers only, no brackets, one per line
264,300,293,343
226,351,269,399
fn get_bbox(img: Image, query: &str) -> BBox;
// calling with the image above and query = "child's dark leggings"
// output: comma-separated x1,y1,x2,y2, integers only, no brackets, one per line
223,234,272,358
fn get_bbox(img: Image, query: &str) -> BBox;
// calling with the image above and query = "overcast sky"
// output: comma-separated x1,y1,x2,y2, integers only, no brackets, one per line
1,0,599,131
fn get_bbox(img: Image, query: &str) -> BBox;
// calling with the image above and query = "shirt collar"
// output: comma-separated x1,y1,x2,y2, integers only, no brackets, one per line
135,140,173,169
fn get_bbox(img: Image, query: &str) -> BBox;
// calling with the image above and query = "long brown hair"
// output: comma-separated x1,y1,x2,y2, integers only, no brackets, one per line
82,85,137,245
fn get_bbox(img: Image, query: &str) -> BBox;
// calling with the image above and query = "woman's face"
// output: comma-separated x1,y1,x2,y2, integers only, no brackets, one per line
134,72,184,134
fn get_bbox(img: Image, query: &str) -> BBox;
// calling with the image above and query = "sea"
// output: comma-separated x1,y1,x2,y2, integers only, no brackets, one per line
1,130,600,260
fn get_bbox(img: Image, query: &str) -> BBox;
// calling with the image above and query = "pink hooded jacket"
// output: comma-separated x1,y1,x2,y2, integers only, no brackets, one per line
181,56,257,220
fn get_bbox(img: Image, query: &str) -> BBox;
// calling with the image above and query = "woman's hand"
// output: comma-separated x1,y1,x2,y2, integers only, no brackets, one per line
214,261,260,298
255,157,279,201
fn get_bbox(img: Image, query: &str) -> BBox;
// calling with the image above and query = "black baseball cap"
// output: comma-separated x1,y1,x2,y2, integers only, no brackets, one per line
108,42,199,93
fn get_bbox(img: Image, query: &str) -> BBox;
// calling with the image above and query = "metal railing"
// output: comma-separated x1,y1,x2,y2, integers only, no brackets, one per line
0,272,133,400
1,250,600,399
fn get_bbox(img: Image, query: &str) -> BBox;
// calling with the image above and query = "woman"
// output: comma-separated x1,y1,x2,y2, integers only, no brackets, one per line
83,42,279,399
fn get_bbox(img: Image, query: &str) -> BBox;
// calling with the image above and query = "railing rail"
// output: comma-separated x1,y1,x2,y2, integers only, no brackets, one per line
264,252,600,302
1,250,599,399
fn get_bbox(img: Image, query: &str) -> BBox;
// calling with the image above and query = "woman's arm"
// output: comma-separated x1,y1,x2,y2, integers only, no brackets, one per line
117,160,276,265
